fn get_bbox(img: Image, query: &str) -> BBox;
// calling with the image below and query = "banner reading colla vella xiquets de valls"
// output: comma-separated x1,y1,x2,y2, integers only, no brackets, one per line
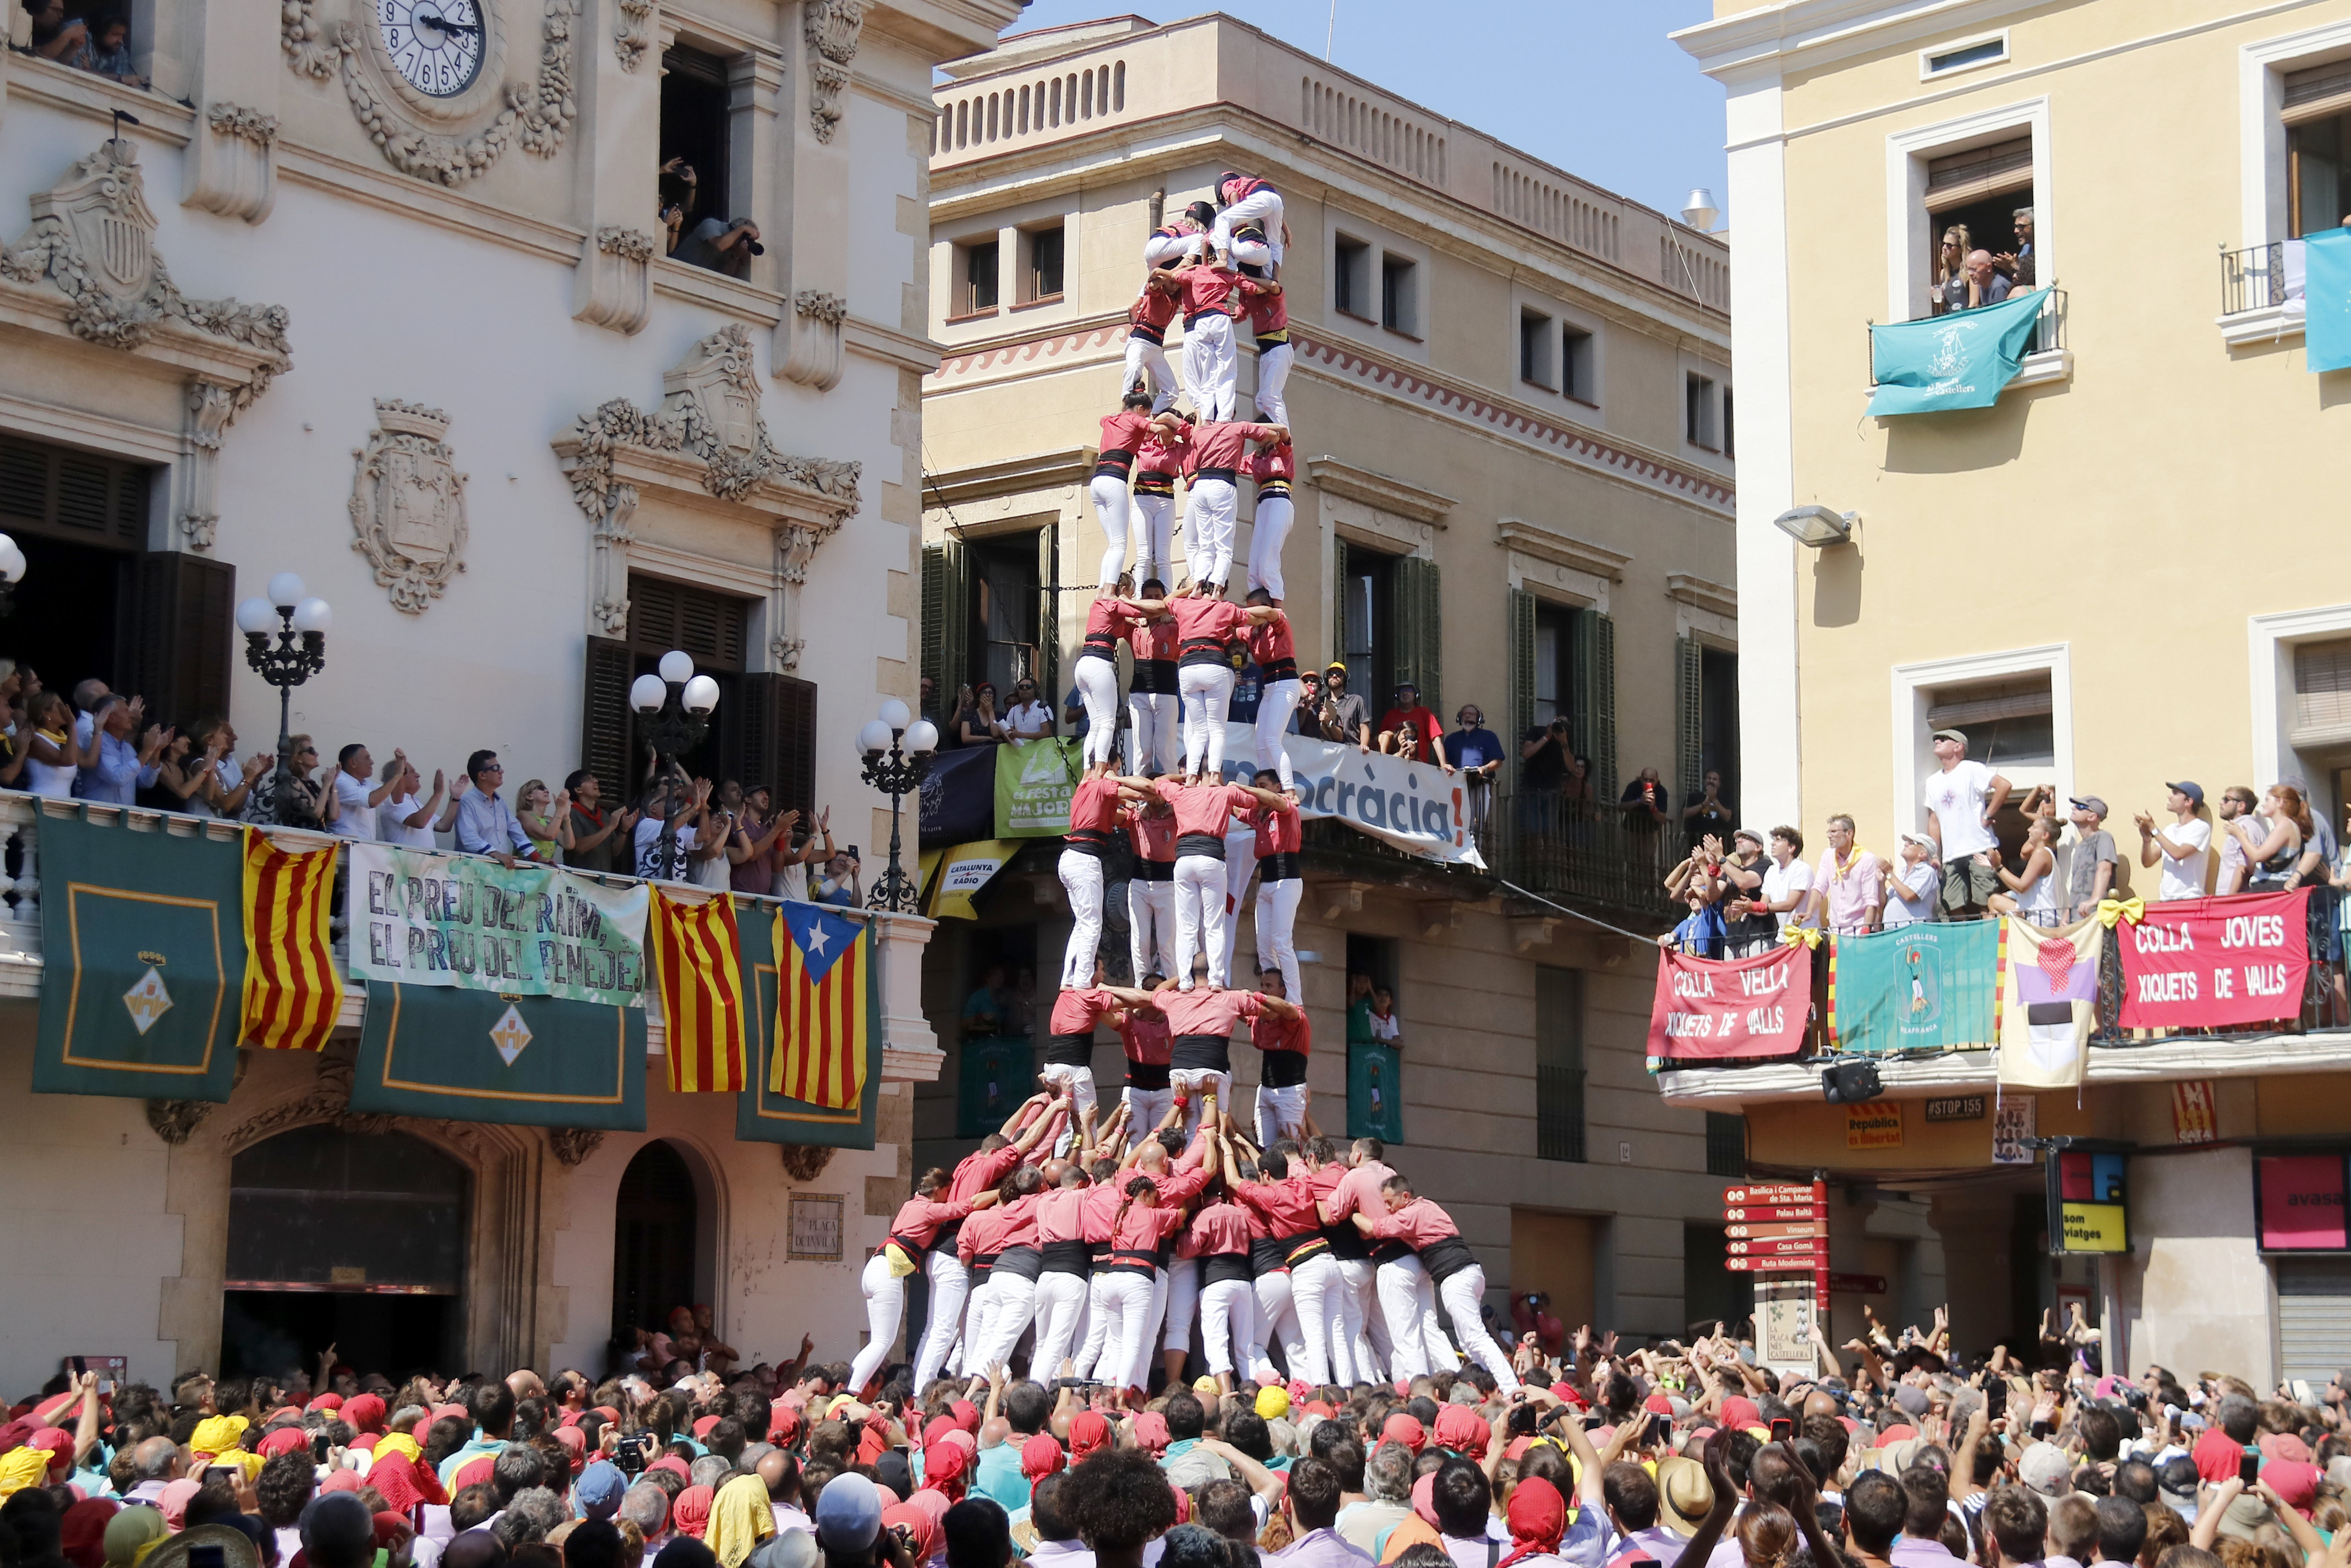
347,843,650,1006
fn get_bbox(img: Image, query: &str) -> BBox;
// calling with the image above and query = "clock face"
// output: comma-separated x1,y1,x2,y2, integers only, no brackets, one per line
379,0,485,98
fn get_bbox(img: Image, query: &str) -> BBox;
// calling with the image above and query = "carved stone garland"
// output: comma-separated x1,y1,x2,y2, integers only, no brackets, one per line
802,0,866,144
350,400,471,613
555,325,860,653
779,1144,835,1182
282,0,578,188
573,225,656,337
614,0,657,69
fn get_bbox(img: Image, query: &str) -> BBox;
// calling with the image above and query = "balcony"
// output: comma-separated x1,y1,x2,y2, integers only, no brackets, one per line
2219,241,2310,347
1482,791,1682,924
1865,287,2070,400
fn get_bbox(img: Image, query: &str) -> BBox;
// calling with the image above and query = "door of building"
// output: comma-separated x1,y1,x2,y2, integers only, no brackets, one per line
612,1141,699,1350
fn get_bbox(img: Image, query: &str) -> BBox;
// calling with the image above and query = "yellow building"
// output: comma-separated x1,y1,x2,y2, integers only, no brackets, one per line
1677,0,2351,1380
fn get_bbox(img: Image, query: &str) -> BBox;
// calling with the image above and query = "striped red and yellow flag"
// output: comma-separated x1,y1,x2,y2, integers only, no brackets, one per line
240,828,343,1052
652,887,747,1093
772,903,870,1110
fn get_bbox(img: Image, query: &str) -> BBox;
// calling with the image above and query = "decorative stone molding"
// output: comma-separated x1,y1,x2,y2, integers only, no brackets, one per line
144,1099,217,1145
779,1143,835,1182
614,0,657,69
207,104,280,144
220,1044,398,1149
802,0,866,143
281,0,577,187
175,380,238,550
349,400,469,613
546,1127,605,1165
1,139,292,407
554,326,860,648
188,108,279,226
572,225,653,336
777,288,848,390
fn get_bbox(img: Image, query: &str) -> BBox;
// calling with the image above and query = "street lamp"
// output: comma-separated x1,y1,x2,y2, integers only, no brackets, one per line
0,534,28,617
858,698,937,913
630,649,719,881
237,573,332,825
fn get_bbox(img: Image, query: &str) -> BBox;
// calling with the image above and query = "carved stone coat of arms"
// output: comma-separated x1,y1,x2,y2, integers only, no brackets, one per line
350,400,469,613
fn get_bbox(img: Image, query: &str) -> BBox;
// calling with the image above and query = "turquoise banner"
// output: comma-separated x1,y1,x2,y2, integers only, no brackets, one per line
348,979,646,1129
2306,229,2351,373
1829,922,1999,1056
735,902,880,1150
1867,287,2048,415
1348,1042,1403,1143
32,810,245,1102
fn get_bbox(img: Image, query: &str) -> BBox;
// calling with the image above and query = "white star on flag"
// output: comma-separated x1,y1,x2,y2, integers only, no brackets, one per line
804,920,830,957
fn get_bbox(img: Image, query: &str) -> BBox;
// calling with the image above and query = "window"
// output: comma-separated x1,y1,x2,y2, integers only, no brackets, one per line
1685,372,1719,449
1721,385,1735,457
1561,325,1595,402
1921,134,2035,319
1532,600,1576,729
2286,61,2351,236
1704,1113,1747,1178
1335,236,1371,318
954,238,1001,316
1922,672,2055,859
2292,637,2351,744
1381,253,1418,334
1701,646,1738,809
1336,541,1395,703
1922,33,2007,78
1535,966,1585,1162
970,532,1042,695
1021,224,1064,303
1519,308,1556,388
659,45,735,259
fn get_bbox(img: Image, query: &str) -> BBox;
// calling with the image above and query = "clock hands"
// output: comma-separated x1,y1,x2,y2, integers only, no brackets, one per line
416,9,482,35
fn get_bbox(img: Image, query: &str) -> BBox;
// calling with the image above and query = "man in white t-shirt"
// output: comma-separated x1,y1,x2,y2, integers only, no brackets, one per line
329,743,397,839
1880,832,1939,928
1922,728,2011,918
1757,826,1816,932
2214,784,2261,894
1003,678,1056,740
2136,782,2213,901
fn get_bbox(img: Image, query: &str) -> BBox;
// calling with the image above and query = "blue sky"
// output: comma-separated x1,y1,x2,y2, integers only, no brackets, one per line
982,0,1729,223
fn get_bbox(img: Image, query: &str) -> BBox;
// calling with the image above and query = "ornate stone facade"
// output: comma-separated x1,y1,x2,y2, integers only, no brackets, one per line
802,0,866,143
350,401,471,613
614,0,657,69
779,289,848,391
572,226,655,337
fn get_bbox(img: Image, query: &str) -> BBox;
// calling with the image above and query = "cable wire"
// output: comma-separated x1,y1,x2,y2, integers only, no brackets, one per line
1490,876,1671,947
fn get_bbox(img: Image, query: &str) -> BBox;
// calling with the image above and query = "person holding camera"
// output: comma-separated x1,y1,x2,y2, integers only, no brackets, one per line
658,157,698,255
677,212,763,277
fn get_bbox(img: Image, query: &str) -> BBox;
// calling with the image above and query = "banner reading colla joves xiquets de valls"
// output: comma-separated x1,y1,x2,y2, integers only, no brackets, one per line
346,843,650,1006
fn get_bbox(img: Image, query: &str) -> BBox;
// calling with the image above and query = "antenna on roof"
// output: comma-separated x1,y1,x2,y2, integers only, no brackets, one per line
1324,0,1336,61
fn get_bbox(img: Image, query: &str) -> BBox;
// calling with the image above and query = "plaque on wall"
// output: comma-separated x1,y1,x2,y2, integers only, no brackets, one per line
788,1193,845,1261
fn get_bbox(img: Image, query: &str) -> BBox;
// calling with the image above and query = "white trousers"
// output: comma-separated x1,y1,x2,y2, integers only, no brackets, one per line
1127,876,1176,984
1173,850,1230,987
1039,1060,1097,1157
1214,192,1286,267
1121,335,1178,414
1144,231,1205,270
1070,1271,1115,1379
1284,1251,1342,1386
1247,494,1294,601
1087,474,1131,589
1376,1254,1455,1383
964,1272,1038,1375
1058,848,1106,987
1182,311,1238,420
1161,1260,1200,1354
1336,1256,1388,1385
1127,691,1176,776
1187,476,1239,587
1031,1270,1092,1381
1253,341,1293,425
1252,679,1302,791
1124,1083,1174,1133
1169,1067,1230,1141
1255,875,1303,1002
1178,664,1234,779
1132,493,1176,587
1254,1081,1307,1149
1249,1270,1305,1380
1096,1270,1158,1394
911,1249,970,1390
1199,1277,1258,1379
850,1252,904,1393
1219,827,1256,986
1074,658,1121,769
1437,1264,1521,1394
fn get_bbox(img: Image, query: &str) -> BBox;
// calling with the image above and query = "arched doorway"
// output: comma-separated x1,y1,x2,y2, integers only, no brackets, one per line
612,1141,700,1352
223,1126,467,1379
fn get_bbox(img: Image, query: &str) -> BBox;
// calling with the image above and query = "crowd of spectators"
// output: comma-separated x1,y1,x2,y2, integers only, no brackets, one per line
19,0,146,89
1928,211,2035,317
3,1301,2338,1568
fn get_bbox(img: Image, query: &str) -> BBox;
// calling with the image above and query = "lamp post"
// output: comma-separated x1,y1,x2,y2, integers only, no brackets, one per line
236,573,332,826
858,699,937,913
629,649,720,882
0,533,28,618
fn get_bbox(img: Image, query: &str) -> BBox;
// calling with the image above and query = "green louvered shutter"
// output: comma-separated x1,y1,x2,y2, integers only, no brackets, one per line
922,539,969,716
1508,589,1537,785
921,543,946,702
1675,635,1705,826
1572,609,1618,801
1035,522,1059,708
1393,556,1441,719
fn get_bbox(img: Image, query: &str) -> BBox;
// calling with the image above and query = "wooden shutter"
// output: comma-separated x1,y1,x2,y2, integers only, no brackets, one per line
1675,635,1705,825
923,539,969,712
626,574,748,669
0,434,147,550
1035,521,1059,707
1572,609,1617,801
921,544,946,707
579,635,637,797
1507,588,1535,783
1924,136,2033,208
1331,537,1349,666
1392,555,1441,718
132,552,234,725
732,673,819,822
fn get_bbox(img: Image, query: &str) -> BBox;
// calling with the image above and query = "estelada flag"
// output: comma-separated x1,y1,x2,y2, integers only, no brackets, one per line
773,903,871,1110
650,887,746,1092
1997,915,2103,1090
240,828,343,1052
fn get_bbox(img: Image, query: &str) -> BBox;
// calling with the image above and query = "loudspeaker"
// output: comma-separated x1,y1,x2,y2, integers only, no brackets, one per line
1820,1059,1883,1103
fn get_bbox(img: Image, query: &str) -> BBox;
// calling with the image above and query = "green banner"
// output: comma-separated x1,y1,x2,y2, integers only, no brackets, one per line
1867,287,2048,415
32,810,245,1102
1829,922,1999,1055
1347,1042,1403,1143
347,843,648,1006
993,738,1081,838
956,1036,1035,1138
348,979,646,1129
735,902,880,1149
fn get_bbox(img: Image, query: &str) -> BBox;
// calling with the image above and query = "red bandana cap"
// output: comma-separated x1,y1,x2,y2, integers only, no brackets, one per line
1433,1406,1487,1458
922,1440,970,1495
692,1416,720,1439
1129,1412,1171,1454
308,1395,345,1413
342,1395,387,1435
1020,1436,1066,1481
923,1416,959,1447
257,1428,309,1460
1069,1411,1113,1461
1719,1396,1761,1432
29,1428,74,1474
1644,1395,1674,1416
950,1401,981,1434
1379,1413,1426,1456
770,1407,805,1445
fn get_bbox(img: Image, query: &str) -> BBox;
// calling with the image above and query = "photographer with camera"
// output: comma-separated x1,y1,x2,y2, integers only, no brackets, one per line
676,212,764,278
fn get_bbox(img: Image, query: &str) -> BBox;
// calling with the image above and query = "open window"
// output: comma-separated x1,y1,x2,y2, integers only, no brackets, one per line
659,44,744,272
1381,253,1419,335
1920,134,2036,318
953,237,1001,319
1562,325,1596,403
1519,308,1556,389
1922,672,2056,858
1336,540,1395,703
2286,60,2351,235
921,529,1059,730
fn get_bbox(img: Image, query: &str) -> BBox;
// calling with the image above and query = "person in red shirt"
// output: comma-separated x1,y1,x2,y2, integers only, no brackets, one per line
1120,579,1179,777
1089,391,1157,594
1245,769,1305,1000
1248,961,1310,1149
956,1166,1048,1376
1155,974,1299,1140
1120,789,1178,987
1132,421,1185,590
1106,988,1174,1134
911,1091,1062,1389
1120,583,1282,784
1229,1142,1342,1387
1149,262,1280,422
1096,1134,1222,1402
1243,440,1295,603
1377,684,1447,767
1176,417,1287,592
1142,201,1214,269
1143,772,1289,996
1245,281,1291,425
1121,278,1182,416
1184,1165,1261,1389
1346,1172,1523,1395
1038,962,1157,1132
1058,766,1155,990
852,1167,1004,1395
1212,172,1286,271
1243,603,1302,794
1070,595,1138,774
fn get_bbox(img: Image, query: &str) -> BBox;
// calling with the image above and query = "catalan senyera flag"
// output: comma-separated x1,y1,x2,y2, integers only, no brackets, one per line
772,903,871,1110
650,887,746,1093
239,828,342,1052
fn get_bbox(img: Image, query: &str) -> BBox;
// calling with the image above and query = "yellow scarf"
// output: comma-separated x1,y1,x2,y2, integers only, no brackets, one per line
708,1474,777,1568
0,1446,50,1496
373,1432,423,1466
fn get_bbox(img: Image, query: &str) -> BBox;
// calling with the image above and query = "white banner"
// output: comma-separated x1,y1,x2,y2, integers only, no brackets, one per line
1220,722,1485,869
346,842,653,1006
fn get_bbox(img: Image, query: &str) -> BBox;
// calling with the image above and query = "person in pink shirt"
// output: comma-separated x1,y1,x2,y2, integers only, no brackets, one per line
1346,1173,1521,1394
1090,392,1157,592
854,1167,1007,1395
1119,583,1282,783
1121,789,1179,987
911,1092,1062,1389
1248,770,1305,995
1122,279,1182,415
1142,201,1214,269
1245,285,1292,426
1176,417,1287,591
1243,441,1296,602
1095,1134,1221,1403
1107,990,1174,1137
1059,766,1156,988
1142,772,1290,995
1319,1137,1450,1384
1147,261,1280,422
957,1167,1048,1376
1813,813,1885,936
1249,964,1310,1148
1131,425,1185,590
1185,1151,1261,1389
1039,964,1157,1134
1212,172,1286,271
1120,581,1179,777
1154,979,1298,1139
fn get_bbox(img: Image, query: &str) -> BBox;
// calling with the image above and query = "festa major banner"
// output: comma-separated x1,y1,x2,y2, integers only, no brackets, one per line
1647,942,1811,1061
347,843,650,1007
1829,922,1998,1055
1867,287,2049,416
2114,888,2311,1032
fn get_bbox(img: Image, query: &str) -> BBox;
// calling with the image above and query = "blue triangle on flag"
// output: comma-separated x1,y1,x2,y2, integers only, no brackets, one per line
783,903,861,984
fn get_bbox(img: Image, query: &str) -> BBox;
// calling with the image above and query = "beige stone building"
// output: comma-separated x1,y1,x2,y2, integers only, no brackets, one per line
910,13,1753,1345
1675,0,2351,1380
